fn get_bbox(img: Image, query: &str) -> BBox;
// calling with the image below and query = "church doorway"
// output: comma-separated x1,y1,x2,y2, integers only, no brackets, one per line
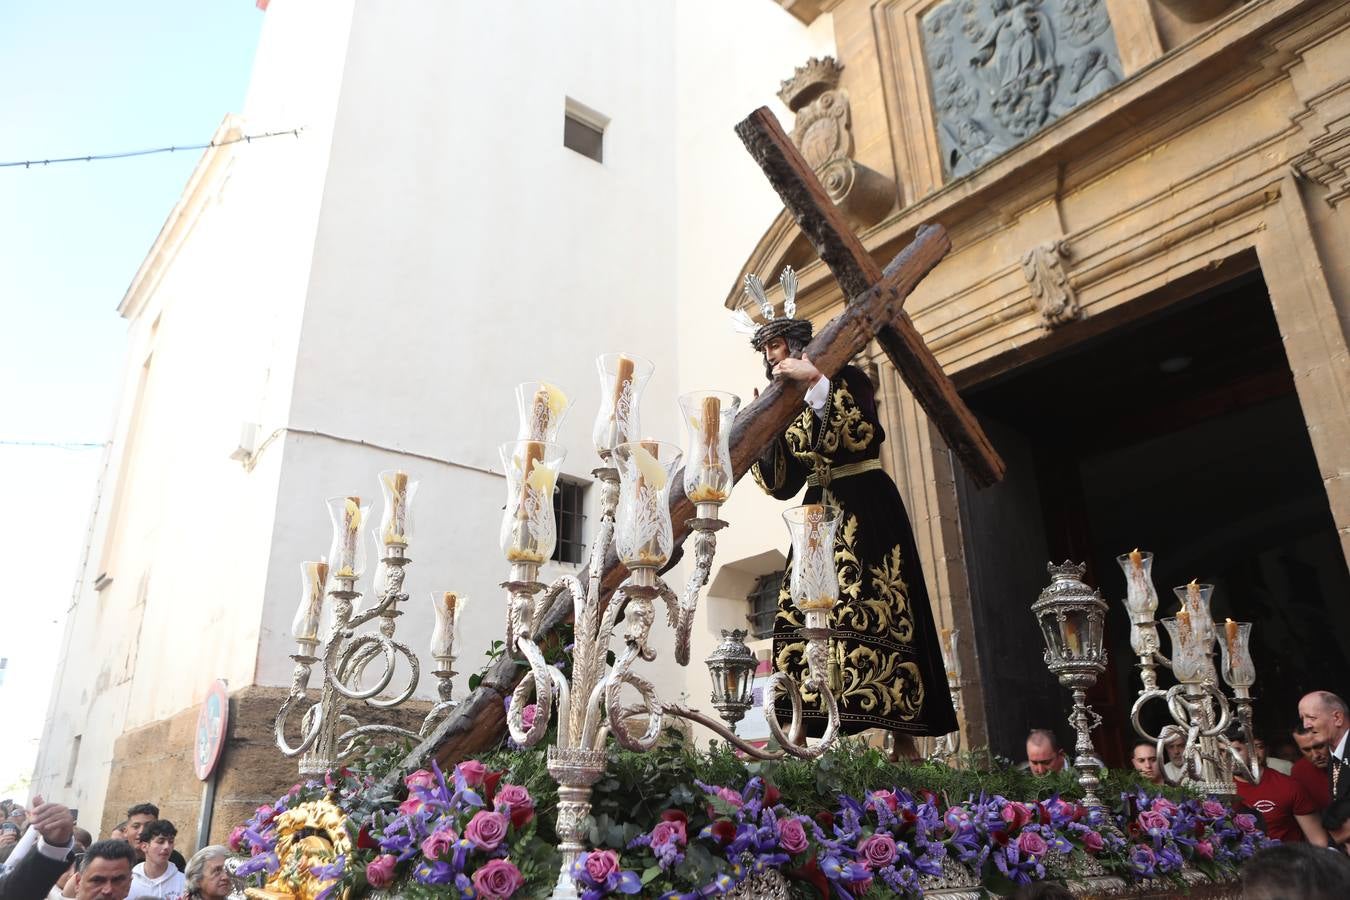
954,270,1350,766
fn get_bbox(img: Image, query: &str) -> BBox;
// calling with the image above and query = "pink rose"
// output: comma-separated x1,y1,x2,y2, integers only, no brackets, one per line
521,704,538,730
404,769,438,792
1196,839,1214,859
1017,831,1049,857
1137,810,1170,833
871,790,899,812
584,850,620,884
1234,813,1257,833
1001,802,1033,830
398,797,424,816
1201,800,1226,819
944,807,972,832
777,818,808,855
228,825,246,852
716,787,743,808
255,805,275,822
1082,831,1104,854
458,760,488,787
471,858,525,899
859,833,897,869
465,810,510,851
365,855,397,889
420,828,457,861
1150,797,1178,816
651,820,687,849
495,784,535,828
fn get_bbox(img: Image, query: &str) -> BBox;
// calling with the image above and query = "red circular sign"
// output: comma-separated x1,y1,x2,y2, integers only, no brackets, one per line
194,680,230,781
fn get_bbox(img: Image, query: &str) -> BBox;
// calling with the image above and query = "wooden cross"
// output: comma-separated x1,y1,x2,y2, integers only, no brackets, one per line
735,107,1004,487
399,106,1004,777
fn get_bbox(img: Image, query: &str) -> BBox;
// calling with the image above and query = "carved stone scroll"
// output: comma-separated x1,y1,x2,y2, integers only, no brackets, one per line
921,0,1124,179
1021,239,1079,326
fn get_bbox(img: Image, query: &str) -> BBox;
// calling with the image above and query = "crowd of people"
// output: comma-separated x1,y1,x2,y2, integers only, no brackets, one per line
1025,690,1350,863
0,800,229,900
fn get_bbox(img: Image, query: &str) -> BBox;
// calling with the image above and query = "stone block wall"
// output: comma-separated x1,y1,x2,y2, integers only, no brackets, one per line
101,685,430,853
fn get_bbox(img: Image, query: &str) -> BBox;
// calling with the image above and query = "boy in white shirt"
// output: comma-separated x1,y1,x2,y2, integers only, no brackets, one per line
128,821,184,900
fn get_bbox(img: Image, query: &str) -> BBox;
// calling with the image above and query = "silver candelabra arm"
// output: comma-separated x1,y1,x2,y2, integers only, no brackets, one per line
274,657,323,757
507,634,571,748
674,511,727,666
762,632,841,759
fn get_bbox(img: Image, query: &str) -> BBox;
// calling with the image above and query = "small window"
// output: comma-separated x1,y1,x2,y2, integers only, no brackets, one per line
66,735,82,788
747,571,784,640
563,98,607,163
552,479,588,565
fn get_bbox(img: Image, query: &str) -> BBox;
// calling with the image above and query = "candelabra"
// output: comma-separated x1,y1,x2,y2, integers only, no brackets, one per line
926,628,964,765
1117,550,1258,795
274,471,465,775
1031,562,1109,808
501,357,842,899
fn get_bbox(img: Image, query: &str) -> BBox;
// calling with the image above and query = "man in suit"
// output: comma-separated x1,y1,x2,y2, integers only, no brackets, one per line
0,798,75,900
1298,691,1350,805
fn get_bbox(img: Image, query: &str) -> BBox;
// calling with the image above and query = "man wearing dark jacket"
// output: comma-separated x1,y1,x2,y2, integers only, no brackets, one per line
0,798,74,900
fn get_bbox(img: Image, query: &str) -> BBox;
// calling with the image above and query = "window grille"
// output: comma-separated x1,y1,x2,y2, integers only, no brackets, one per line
747,571,784,640
552,478,588,564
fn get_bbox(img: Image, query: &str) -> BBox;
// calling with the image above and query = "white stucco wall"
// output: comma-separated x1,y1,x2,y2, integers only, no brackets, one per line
31,0,357,829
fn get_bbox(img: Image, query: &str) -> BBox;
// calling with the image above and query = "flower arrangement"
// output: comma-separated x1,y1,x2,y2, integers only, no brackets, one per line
228,740,1273,899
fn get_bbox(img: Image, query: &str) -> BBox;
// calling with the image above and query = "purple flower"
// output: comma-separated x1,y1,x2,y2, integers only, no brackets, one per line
1016,831,1048,858
1234,814,1257,833
465,810,510,851
472,859,525,899
412,859,454,885
404,769,437,792
1129,844,1157,876
419,828,457,861
584,849,620,883
1200,800,1226,819
365,855,397,889
495,784,535,828
1150,797,1178,816
858,833,897,869
1083,831,1104,853
521,704,538,730
651,820,686,849
1137,810,1170,833
777,818,808,855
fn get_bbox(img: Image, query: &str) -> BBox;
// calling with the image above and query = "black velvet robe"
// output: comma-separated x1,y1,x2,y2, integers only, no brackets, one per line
752,364,958,738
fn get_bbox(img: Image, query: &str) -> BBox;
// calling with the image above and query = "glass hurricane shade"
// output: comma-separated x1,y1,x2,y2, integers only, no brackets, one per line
678,391,740,504
613,440,683,569
1218,620,1256,689
1116,549,1159,625
498,441,567,564
782,504,841,616
1161,615,1215,683
430,591,464,662
290,561,330,647
1173,582,1218,645
515,381,571,442
592,353,654,459
327,495,373,580
376,469,419,548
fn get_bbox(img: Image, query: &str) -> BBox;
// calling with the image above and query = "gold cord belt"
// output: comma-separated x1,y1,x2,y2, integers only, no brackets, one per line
806,457,882,487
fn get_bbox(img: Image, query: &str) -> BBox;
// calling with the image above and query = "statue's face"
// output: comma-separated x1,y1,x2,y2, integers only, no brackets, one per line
763,336,791,365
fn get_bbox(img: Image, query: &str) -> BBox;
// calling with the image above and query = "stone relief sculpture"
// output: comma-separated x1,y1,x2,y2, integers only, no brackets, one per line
779,57,896,227
922,0,1123,178
1021,239,1079,326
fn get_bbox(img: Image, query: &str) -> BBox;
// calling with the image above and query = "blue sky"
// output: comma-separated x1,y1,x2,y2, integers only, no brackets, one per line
0,1,264,796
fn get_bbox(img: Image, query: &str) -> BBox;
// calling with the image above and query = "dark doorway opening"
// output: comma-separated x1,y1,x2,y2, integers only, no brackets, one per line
956,271,1350,766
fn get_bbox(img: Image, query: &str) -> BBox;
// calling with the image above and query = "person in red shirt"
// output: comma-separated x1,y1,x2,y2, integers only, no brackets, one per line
1231,736,1329,845
1293,725,1332,812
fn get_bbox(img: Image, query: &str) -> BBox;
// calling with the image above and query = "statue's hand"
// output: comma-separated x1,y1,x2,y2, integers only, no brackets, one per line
773,353,823,385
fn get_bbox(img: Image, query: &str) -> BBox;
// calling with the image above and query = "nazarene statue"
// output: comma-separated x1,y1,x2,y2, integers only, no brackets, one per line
735,267,958,755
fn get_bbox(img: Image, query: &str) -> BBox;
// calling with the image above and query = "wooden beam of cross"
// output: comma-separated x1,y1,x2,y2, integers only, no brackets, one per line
390,113,992,782
735,107,1005,487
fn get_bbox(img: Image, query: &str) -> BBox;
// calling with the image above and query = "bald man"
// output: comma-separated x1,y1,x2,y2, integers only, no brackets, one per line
1299,691,1350,806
